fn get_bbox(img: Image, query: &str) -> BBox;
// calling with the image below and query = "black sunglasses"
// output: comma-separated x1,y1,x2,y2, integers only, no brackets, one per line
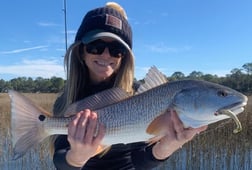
85,39,128,58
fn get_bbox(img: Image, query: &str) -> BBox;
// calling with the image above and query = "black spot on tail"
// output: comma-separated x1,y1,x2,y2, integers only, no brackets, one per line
38,115,46,121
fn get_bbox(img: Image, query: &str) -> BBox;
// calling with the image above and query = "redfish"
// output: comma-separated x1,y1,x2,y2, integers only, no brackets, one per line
9,67,248,160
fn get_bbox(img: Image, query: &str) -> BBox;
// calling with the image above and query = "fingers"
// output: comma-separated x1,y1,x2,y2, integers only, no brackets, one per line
169,109,208,141
84,111,98,144
68,109,105,145
75,110,90,141
170,109,184,134
93,123,106,146
156,110,208,160
68,111,82,141
182,125,208,142
68,110,89,142
66,109,106,163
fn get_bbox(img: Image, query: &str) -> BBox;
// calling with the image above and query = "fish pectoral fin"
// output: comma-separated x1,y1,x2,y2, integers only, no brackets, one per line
146,111,171,146
146,111,168,135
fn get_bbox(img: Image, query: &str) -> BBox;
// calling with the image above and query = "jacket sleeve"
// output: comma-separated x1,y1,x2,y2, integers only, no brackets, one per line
53,135,82,170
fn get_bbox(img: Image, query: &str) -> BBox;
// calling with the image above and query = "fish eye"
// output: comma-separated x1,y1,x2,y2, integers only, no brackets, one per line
217,90,228,97
38,115,46,121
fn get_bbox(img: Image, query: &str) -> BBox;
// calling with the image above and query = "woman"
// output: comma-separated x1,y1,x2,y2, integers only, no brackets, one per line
52,2,207,170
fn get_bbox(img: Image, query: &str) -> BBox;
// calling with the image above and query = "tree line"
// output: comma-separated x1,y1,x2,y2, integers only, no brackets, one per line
0,76,65,93
0,62,251,94
168,62,252,95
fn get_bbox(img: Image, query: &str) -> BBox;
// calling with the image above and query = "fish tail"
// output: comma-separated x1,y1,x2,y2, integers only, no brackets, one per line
8,90,52,160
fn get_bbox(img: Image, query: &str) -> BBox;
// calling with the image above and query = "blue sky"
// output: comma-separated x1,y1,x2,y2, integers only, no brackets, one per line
0,0,251,80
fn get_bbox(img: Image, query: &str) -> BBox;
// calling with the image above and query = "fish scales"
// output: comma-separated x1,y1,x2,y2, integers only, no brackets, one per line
95,85,172,144
43,82,175,144
45,117,73,135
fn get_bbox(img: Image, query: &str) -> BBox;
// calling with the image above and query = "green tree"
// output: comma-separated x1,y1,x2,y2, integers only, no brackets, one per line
50,77,64,92
242,62,252,75
0,79,6,92
188,71,203,79
201,74,219,83
170,71,185,81
225,68,246,92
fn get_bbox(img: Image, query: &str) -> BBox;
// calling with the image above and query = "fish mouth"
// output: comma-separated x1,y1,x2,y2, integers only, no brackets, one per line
215,100,247,134
216,101,247,116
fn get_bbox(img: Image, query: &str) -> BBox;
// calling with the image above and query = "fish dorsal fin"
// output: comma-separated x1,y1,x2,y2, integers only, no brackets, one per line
136,66,168,94
64,88,130,117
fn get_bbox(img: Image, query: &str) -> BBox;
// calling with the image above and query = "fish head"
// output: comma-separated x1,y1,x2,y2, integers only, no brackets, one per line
171,80,248,128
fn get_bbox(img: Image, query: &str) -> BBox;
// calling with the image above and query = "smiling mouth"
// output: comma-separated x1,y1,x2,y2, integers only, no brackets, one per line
95,61,112,67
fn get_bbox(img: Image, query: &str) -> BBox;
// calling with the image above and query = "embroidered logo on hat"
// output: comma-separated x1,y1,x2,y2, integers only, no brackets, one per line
105,14,122,30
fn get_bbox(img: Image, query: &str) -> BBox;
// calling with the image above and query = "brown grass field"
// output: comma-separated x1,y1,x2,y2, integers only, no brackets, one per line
0,92,251,169
0,93,58,136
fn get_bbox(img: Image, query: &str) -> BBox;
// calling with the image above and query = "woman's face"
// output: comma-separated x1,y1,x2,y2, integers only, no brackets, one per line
83,38,126,84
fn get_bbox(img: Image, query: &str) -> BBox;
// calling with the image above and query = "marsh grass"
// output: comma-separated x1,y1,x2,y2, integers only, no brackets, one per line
0,93,251,169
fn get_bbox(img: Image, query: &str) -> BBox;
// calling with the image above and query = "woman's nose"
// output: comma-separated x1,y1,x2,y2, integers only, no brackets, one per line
100,47,111,58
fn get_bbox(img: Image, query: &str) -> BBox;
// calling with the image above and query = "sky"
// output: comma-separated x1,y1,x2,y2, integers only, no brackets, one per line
0,0,251,80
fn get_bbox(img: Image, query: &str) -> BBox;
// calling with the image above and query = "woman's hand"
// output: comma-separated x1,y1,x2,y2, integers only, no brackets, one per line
152,109,207,160
66,109,106,167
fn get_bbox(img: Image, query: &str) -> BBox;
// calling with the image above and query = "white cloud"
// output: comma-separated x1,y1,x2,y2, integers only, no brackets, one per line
0,46,48,54
66,30,76,34
37,22,59,27
146,44,192,53
0,59,65,79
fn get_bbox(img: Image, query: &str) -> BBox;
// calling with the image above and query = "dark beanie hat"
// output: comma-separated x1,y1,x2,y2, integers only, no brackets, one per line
75,5,133,51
